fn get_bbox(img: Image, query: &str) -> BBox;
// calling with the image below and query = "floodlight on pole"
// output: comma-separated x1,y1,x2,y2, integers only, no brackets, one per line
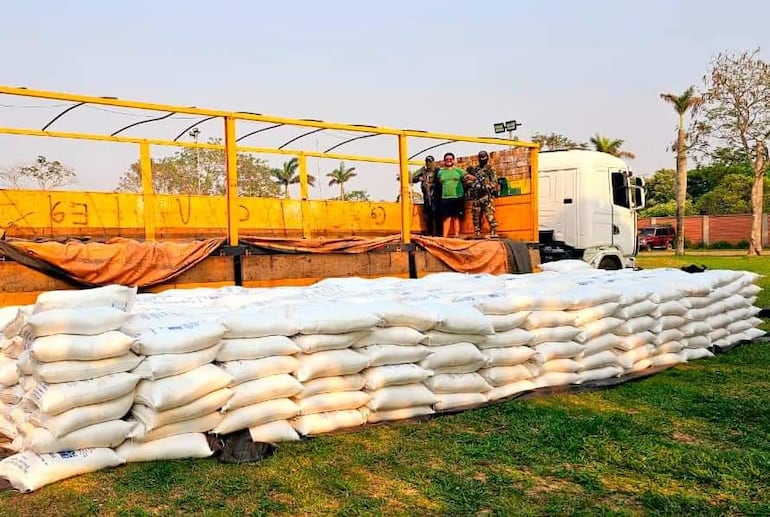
493,122,506,134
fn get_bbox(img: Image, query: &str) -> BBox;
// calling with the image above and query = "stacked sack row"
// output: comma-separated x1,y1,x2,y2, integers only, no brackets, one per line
1,305,28,443
0,266,765,492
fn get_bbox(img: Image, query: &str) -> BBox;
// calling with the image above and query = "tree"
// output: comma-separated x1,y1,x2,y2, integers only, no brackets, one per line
589,134,636,159
269,158,317,198
694,49,770,255
343,190,370,201
530,132,587,151
694,173,753,215
327,161,357,200
0,155,77,190
115,139,279,197
660,86,703,255
644,168,676,207
688,147,753,200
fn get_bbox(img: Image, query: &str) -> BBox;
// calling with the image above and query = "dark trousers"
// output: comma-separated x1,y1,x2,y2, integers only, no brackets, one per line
422,203,441,236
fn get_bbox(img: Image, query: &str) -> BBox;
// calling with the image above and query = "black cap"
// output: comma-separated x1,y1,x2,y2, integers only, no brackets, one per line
425,155,435,163
478,150,489,159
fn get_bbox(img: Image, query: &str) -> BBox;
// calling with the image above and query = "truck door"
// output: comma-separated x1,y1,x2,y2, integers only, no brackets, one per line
538,168,578,247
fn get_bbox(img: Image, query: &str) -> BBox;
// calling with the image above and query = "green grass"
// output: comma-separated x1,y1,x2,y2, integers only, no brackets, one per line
1,255,769,515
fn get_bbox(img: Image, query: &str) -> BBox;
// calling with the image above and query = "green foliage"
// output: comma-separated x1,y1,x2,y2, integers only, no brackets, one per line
326,161,357,199
694,173,752,214
530,132,587,151
0,155,77,190
115,139,280,197
343,190,370,201
269,158,317,198
589,134,635,159
640,199,695,217
643,168,676,206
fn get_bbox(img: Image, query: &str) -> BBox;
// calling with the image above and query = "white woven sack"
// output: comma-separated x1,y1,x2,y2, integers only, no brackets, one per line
572,303,620,327
298,391,371,415
657,342,684,354
26,307,129,337
434,392,487,411
116,433,213,462
487,312,530,332
482,346,536,367
356,344,429,367
366,405,434,424
423,303,494,335
0,356,19,387
0,448,124,492
532,342,584,363
529,326,581,346
249,420,300,443
353,327,426,348
362,364,433,390
419,343,485,373
540,358,581,373
293,332,366,354
222,374,303,411
423,373,491,394
218,311,299,338
650,353,685,367
133,321,225,355
30,331,136,363
131,388,233,430
615,332,654,352
423,331,486,346
21,420,133,454
295,375,365,400
366,384,437,411
614,300,657,319
582,334,624,356
478,364,537,387
574,366,624,384
128,412,223,443
294,350,369,382
25,372,140,416
360,301,440,331
652,329,685,346
0,306,25,339
131,344,221,381
135,364,233,411
29,353,143,384
576,351,619,371
220,356,299,385
291,409,366,436
651,301,688,318
477,328,534,349
486,380,535,401
614,316,656,336
680,348,714,361
575,318,624,343
216,336,299,361
532,371,579,388
34,285,137,313
616,345,656,370
286,303,381,334
31,392,134,438
522,311,577,330
213,398,299,434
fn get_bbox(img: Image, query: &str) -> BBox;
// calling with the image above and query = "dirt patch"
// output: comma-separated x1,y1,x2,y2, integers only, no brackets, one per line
672,431,701,445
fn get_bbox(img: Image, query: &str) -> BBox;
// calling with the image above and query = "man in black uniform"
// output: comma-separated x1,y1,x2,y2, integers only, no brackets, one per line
411,155,441,236
465,150,499,237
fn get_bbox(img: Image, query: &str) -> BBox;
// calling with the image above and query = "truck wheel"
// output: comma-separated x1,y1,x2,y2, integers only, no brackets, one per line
598,257,621,270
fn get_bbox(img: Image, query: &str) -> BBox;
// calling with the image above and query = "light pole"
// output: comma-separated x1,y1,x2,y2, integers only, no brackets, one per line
493,120,522,148
189,128,201,193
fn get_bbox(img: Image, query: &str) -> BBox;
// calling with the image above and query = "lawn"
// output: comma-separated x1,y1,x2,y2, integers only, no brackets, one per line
1,255,769,516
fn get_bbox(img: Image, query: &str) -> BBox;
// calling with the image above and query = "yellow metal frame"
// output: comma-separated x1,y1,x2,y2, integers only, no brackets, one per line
0,86,539,244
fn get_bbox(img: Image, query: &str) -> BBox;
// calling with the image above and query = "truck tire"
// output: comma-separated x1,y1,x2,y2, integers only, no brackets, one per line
598,256,622,270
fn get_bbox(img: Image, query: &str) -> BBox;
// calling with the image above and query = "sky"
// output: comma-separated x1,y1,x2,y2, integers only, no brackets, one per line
1,0,769,201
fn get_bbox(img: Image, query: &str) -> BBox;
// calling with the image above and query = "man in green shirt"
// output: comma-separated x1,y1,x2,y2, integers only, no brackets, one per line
435,152,468,237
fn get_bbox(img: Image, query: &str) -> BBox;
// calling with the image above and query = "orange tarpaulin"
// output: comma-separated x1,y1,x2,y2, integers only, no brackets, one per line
1,237,224,287
241,235,401,254
412,236,511,274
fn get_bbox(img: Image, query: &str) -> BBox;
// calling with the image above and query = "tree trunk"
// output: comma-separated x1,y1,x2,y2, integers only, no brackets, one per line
748,142,766,256
340,184,345,200
675,120,687,256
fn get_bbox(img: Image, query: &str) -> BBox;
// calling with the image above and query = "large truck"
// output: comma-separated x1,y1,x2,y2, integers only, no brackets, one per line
536,150,645,269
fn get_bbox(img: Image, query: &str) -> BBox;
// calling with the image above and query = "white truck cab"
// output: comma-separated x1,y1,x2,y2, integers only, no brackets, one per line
537,150,645,269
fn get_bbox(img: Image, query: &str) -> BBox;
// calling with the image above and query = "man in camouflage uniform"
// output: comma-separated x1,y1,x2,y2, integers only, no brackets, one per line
411,155,440,236
465,150,499,237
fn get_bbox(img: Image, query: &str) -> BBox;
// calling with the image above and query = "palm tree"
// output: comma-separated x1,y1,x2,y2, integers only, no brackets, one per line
269,157,316,198
327,161,357,200
660,86,703,256
589,134,636,159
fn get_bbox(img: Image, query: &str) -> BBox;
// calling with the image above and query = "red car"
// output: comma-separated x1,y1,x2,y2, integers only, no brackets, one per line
638,226,676,251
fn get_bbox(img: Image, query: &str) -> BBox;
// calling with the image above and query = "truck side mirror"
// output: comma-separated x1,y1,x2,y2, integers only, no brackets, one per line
632,177,645,209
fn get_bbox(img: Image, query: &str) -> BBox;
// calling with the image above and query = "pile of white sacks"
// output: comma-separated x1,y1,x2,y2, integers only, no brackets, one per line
0,263,764,492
